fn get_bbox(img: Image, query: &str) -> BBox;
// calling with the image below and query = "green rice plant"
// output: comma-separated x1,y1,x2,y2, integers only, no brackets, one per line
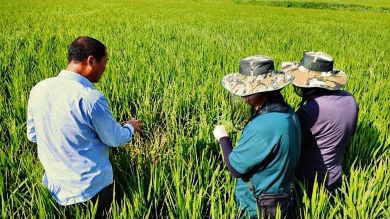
0,0,389,218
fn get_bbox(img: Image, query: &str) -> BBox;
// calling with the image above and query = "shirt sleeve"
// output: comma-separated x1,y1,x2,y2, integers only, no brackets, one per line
27,95,37,143
90,96,133,147
352,103,359,136
219,137,243,178
228,129,276,175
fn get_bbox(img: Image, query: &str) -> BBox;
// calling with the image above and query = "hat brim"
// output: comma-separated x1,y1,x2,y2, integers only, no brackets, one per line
282,63,348,90
221,70,294,96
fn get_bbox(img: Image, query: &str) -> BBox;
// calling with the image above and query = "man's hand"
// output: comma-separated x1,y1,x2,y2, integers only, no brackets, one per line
125,118,143,133
213,125,228,141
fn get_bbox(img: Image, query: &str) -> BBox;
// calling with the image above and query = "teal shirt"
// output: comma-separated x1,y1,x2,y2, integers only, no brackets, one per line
229,110,301,217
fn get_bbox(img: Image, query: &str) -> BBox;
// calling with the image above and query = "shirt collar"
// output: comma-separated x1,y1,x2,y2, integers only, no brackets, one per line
258,101,291,115
58,70,95,89
251,98,291,119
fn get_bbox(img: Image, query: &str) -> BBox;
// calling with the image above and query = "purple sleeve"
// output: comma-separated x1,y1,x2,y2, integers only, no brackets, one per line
352,103,359,136
219,137,243,178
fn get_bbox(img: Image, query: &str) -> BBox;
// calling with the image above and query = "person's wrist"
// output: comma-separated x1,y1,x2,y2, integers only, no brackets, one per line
123,123,135,134
219,136,229,143
215,132,228,141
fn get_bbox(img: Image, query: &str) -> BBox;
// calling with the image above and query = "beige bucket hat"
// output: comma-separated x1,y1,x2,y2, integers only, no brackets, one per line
222,55,294,96
282,51,348,90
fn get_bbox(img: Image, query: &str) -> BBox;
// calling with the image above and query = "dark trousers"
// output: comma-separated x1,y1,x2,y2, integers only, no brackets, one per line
89,184,113,219
62,184,114,219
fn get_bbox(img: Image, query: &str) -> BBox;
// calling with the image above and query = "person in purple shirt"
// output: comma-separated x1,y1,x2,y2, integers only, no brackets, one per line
282,51,358,195
27,36,142,218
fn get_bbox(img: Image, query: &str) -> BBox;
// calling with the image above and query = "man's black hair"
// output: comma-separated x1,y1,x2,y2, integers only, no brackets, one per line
67,36,106,63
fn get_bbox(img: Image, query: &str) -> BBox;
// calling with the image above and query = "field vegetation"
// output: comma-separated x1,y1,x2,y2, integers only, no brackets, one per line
0,0,389,218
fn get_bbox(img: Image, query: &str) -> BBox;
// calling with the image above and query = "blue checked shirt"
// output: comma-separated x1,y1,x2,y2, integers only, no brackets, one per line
27,70,134,206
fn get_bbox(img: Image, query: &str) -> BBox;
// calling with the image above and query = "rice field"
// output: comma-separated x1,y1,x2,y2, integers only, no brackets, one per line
0,0,389,218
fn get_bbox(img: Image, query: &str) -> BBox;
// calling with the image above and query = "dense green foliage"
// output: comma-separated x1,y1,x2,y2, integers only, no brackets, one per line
238,0,390,9
0,0,389,218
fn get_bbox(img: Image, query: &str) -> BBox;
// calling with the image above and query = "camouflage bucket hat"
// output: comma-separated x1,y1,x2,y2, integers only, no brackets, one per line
282,51,348,90
222,55,294,96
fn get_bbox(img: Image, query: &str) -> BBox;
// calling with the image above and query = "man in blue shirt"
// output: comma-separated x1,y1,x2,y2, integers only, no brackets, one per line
213,56,301,218
27,36,142,217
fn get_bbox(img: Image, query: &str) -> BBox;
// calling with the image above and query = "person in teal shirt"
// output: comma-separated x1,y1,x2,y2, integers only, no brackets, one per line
213,55,301,218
